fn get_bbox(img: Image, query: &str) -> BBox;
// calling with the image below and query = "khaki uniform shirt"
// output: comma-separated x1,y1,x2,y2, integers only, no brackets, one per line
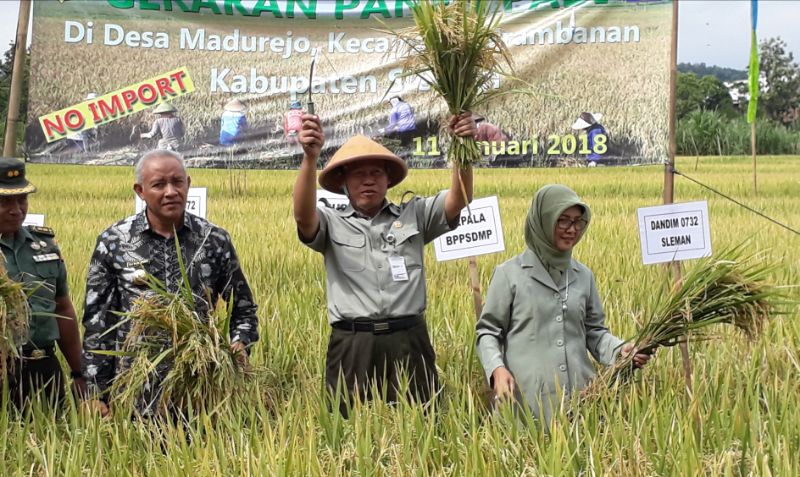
302,191,454,323
476,249,624,422
0,226,69,348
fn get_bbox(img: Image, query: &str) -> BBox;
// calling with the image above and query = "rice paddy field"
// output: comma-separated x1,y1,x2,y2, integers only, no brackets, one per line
2,156,799,476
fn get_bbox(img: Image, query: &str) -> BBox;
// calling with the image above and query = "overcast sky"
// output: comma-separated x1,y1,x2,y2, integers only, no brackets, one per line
1,0,799,69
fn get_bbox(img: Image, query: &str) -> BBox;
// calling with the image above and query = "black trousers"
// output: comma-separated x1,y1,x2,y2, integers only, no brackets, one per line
325,321,439,417
7,354,65,409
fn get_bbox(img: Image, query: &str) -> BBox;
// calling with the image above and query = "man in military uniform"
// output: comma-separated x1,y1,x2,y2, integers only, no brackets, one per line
293,113,475,415
81,150,259,416
0,158,85,407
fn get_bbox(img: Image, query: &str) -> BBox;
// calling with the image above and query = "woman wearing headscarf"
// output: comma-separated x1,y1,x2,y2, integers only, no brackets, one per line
476,184,651,424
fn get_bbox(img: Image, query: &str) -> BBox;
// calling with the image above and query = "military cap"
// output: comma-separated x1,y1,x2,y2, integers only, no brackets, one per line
0,158,36,195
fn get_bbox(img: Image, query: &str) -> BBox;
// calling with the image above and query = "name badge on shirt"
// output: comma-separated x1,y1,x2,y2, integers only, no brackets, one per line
32,253,59,263
388,255,409,282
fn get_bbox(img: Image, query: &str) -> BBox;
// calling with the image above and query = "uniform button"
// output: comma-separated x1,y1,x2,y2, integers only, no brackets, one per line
377,264,383,269
553,293,559,299
556,316,562,322
559,364,567,372
556,339,563,346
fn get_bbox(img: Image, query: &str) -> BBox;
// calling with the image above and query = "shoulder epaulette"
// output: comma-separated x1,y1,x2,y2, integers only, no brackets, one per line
26,225,55,237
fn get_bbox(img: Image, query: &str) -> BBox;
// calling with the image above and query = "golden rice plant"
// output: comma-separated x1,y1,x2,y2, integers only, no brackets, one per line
583,244,793,399
0,260,31,376
105,238,255,416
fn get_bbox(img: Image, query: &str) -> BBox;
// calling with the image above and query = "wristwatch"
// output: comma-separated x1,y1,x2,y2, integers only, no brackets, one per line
70,370,84,379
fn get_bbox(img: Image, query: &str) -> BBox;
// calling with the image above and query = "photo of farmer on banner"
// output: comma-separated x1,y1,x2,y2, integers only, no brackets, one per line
571,112,609,167
473,114,511,165
220,99,248,147
379,96,417,148
139,102,185,151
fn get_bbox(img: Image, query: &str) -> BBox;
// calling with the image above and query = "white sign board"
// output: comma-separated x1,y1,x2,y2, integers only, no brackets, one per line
316,189,349,212
135,187,208,219
23,214,46,227
637,201,712,265
434,196,505,262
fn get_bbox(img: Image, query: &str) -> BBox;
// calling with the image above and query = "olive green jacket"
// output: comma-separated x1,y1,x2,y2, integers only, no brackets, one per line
476,249,624,422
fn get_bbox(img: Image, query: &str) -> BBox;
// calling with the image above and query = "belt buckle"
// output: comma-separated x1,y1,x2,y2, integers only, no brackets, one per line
372,322,390,334
30,349,46,359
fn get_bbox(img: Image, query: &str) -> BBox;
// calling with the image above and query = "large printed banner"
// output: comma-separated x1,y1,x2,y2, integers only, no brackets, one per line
27,0,671,168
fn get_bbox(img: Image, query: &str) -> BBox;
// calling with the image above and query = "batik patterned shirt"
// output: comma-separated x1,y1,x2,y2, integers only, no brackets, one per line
81,211,258,409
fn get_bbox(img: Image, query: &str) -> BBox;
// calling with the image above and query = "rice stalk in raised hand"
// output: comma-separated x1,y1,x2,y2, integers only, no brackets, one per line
383,0,513,171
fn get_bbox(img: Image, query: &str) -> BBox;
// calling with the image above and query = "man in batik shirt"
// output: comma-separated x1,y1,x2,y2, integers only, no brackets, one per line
81,150,258,416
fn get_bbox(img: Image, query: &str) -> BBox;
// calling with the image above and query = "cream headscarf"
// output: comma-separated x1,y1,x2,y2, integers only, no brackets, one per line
524,184,591,285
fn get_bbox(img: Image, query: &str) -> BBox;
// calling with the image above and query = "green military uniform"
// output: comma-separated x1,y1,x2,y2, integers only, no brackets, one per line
4,227,70,407
2,226,69,348
0,158,71,407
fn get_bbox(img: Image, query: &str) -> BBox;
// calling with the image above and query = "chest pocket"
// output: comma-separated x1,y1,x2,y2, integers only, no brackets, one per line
329,229,366,272
390,225,422,268
27,261,60,307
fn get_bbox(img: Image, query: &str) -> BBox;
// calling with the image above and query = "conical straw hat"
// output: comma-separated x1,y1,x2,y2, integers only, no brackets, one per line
319,135,408,193
154,102,177,114
224,99,248,112
571,112,603,130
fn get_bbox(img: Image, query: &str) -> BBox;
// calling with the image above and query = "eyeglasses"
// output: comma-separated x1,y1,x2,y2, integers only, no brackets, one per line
556,217,588,231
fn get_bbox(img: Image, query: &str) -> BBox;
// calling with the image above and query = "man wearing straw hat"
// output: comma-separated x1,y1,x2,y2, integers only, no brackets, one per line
220,98,248,146
140,102,185,151
293,112,476,415
0,158,85,407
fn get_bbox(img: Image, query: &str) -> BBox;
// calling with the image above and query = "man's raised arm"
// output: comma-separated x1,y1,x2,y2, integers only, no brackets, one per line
293,114,325,241
445,112,477,223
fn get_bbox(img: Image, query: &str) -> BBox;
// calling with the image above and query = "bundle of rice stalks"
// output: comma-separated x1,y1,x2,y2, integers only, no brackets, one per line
584,244,792,399
386,0,513,170
107,243,254,416
0,261,31,376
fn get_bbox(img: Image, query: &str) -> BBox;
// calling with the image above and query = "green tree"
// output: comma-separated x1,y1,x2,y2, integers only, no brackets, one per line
678,62,747,83
676,72,736,120
757,37,800,126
